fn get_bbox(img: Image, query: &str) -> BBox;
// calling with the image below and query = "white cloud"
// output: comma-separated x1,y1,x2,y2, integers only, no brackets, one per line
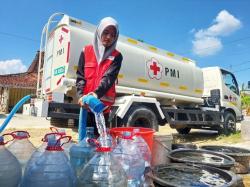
192,36,222,56
192,10,242,57
0,59,27,75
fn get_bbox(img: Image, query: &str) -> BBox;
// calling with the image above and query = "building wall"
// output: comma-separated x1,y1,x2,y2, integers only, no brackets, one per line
7,88,35,113
0,87,9,113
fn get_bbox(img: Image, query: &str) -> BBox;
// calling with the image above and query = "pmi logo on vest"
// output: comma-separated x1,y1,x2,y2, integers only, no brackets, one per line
146,58,180,80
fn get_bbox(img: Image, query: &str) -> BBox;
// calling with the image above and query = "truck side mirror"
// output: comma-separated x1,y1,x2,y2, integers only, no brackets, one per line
248,81,250,89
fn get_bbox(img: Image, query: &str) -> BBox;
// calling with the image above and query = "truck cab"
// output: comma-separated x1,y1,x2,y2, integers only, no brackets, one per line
202,67,241,120
202,67,242,134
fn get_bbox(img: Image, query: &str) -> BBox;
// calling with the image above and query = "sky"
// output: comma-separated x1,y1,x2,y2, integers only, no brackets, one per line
0,0,250,88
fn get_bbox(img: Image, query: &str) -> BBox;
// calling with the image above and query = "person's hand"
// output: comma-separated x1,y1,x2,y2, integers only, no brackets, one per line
78,95,87,107
88,92,98,98
78,92,98,107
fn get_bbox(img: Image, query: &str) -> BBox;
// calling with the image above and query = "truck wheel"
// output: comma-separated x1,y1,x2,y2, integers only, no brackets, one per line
220,112,236,135
122,105,159,131
176,127,191,135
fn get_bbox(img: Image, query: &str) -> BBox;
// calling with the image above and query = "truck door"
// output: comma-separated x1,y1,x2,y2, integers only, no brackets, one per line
221,69,241,120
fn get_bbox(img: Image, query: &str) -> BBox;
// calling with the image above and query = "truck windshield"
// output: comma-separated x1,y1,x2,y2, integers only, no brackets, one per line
221,70,239,95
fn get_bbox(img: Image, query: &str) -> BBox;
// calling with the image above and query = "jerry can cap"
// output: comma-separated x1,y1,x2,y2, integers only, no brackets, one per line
96,146,111,152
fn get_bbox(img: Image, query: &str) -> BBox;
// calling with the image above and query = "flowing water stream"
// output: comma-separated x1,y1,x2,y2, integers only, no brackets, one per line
94,113,108,147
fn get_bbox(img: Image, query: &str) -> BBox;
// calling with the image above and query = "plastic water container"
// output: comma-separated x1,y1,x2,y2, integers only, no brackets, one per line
110,127,155,151
133,128,152,167
0,133,22,187
112,131,145,186
21,136,76,187
8,131,36,172
77,146,127,187
69,127,95,176
23,132,61,176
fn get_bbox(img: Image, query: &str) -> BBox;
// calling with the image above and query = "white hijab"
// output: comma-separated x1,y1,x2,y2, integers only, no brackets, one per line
93,17,119,63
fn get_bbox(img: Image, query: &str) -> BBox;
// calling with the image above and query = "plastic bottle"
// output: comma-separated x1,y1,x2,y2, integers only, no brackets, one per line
133,128,152,167
23,132,62,176
21,136,76,187
69,127,95,176
77,145,127,187
8,130,36,172
0,133,22,187
112,131,145,187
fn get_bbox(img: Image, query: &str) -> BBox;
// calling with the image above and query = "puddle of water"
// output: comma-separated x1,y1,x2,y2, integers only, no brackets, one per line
202,146,250,154
156,165,230,187
173,152,233,166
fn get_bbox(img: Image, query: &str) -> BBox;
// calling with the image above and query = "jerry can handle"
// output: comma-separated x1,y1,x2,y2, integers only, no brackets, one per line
58,136,72,147
50,127,66,136
42,132,62,142
50,127,59,133
1,133,15,145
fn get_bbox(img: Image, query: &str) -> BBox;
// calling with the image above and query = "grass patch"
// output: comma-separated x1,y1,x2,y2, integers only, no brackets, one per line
215,130,241,144
174,130,243,146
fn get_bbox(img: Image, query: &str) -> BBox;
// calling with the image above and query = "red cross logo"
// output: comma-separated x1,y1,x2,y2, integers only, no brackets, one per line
146,58,163,80
150,62,160,75
59,35,63,44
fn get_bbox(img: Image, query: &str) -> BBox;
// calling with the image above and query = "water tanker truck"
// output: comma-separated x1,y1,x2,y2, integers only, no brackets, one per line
33,13,242,135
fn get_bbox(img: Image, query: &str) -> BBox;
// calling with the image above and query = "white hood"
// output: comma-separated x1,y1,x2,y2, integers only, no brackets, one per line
93,17,119,63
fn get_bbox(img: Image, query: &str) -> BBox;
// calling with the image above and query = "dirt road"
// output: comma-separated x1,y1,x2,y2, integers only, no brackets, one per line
1,113,249,147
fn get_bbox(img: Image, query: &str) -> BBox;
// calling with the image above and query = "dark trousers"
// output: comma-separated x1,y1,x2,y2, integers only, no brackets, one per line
86,112,110,136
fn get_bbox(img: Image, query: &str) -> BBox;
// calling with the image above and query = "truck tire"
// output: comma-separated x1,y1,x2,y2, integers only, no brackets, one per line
219,111,236,135
176,127,191,135
122,105,159,131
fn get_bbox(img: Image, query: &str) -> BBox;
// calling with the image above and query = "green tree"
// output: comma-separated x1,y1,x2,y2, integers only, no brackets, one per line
241,94,250,109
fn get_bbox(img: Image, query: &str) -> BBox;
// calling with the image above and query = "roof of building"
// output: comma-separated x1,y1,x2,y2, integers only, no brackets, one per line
0,51,43,89
0,72,37,89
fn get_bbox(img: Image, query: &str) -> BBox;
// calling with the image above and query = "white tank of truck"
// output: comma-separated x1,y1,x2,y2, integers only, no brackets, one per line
40,14,203,105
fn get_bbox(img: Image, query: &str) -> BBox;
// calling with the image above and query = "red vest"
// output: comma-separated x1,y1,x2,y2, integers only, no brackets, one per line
83,45,120,108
